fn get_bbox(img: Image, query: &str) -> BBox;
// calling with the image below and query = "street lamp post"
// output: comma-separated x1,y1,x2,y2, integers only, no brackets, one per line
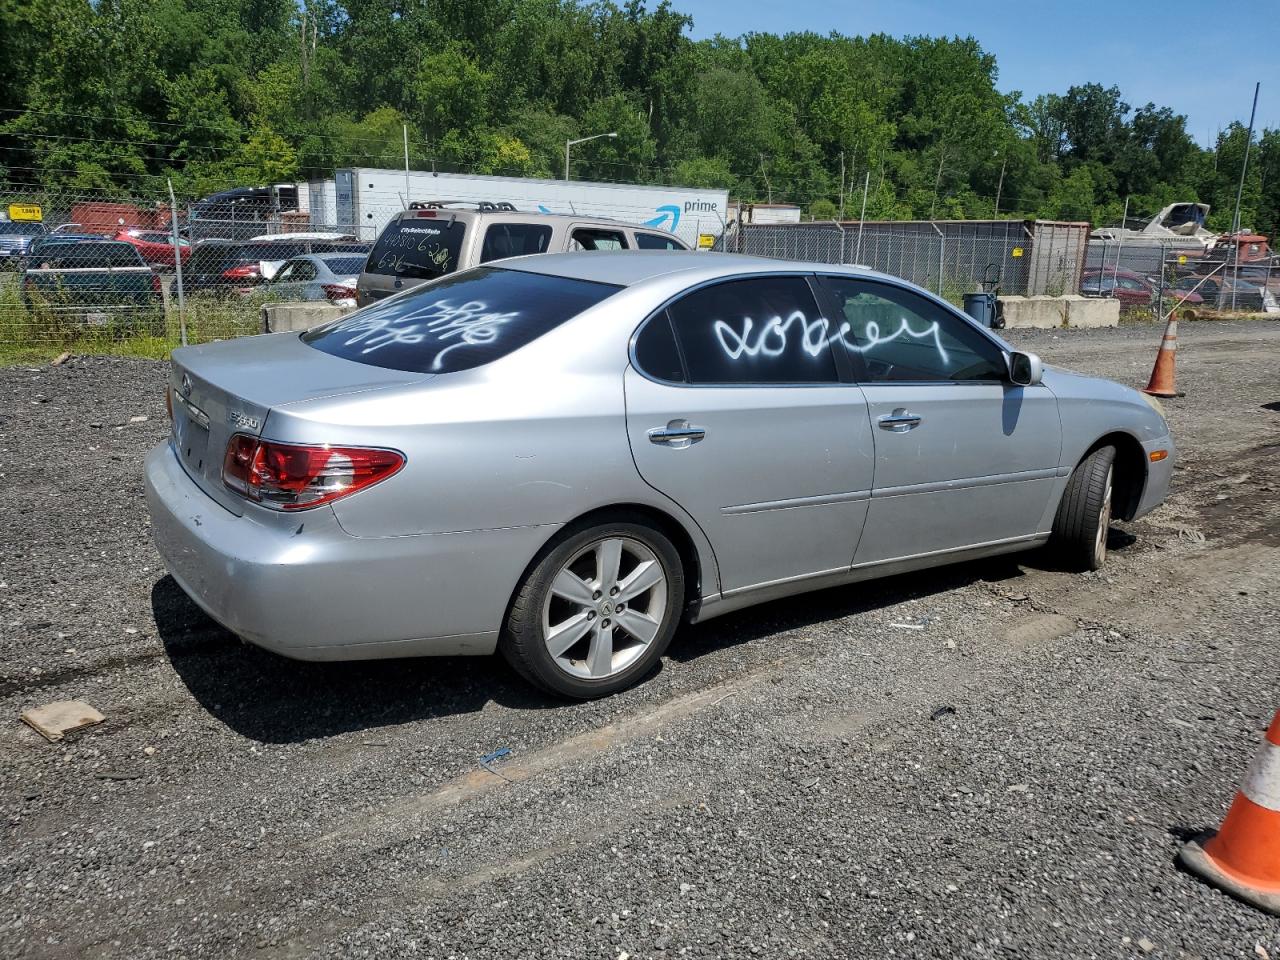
565,132,618,181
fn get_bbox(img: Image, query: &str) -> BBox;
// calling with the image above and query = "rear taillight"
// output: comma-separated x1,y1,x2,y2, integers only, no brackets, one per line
151,273,162,294
221,435,404,511
221,264,260,281
321,283,356,302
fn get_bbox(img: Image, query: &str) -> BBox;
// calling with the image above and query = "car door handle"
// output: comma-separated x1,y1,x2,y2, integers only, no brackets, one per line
648,420,706,448
877,409,922,433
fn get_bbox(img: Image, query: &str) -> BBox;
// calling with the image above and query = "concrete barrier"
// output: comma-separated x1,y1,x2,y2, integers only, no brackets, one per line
261,301,356,334
999,294,1120,330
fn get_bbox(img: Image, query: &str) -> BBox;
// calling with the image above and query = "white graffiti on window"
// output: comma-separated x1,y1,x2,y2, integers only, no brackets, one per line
328,299,521,369
712,311,948,364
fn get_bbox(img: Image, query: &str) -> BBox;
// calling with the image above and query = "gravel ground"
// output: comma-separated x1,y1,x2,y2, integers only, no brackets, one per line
1,320,1278,959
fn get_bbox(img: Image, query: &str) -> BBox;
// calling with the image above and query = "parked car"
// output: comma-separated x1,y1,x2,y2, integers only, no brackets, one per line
1174,274,1280,314
0,218,48,265
145,251,1174,699
114,228,188,268
184,236,370,295
262,253,365,306
1080,268,1202,308
22,239,162,329
356,203,688,307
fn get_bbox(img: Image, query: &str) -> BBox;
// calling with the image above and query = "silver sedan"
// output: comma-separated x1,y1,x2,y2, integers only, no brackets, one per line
262,253,367,306
144,252,1175,698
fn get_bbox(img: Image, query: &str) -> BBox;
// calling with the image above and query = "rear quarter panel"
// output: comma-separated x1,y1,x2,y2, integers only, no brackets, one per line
265,285,723,594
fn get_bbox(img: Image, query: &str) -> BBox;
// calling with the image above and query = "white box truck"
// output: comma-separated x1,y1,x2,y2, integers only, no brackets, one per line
324,168,728,248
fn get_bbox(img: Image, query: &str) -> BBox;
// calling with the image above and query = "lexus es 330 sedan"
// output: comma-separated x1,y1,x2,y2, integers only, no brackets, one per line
145,252,1174,698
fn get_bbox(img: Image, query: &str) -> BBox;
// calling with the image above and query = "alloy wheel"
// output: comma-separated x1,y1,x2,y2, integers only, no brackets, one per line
541,536,668,680
1094,466,1113,567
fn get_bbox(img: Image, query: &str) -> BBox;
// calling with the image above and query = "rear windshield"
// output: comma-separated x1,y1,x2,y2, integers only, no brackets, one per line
30,242,143,268
188,244,233,273
324,256,367,275
365,217,466,280
1,220,46,236
303,266,619,374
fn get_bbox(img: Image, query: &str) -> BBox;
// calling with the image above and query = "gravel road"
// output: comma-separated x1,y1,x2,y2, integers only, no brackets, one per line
2,320,1278,959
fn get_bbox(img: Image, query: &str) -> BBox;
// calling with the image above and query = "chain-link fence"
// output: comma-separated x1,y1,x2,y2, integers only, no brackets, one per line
1085,237,1280,317
0,184,381,355
719,219,1090,301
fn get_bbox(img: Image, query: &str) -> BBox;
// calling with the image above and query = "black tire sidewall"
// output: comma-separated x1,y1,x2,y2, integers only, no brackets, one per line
503,520,685,699
1051,444,1117,571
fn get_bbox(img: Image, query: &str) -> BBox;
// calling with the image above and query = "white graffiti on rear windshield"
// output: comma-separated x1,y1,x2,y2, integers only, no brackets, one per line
713,311,949,363
330,299,521,369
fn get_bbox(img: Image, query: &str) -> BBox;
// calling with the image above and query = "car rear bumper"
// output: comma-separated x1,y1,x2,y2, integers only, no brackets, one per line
144,441,556,660
1134,433,1176,520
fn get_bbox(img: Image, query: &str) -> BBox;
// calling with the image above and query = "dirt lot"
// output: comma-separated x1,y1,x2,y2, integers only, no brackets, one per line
1,320,1278,959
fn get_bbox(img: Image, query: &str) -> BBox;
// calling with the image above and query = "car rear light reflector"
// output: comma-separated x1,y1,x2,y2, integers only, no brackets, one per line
321,283,356,302
222,435,404,510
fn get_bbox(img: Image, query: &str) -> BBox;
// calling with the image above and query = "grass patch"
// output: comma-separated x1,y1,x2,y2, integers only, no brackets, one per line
0,273,267,366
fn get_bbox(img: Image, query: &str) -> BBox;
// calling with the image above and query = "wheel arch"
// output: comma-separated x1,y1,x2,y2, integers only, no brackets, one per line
1076,430,1147,521
511,503,709,624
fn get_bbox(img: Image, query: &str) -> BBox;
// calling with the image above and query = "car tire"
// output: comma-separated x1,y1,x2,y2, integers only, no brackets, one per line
1050,445,1116,572
500,517,685,699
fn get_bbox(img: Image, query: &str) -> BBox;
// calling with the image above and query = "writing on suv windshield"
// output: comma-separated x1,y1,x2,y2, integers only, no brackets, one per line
365,219,466,280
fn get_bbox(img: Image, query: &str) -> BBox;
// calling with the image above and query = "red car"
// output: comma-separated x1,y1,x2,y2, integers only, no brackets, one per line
113,229,189,268
1081,268,1203,308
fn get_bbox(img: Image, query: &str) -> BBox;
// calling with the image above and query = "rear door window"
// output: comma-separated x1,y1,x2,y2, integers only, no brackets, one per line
480,223,553,262
189,244,231,275
635,232,685,250
365,216,466,280
303,266,620,374
665,276,839,384
569,228,628,251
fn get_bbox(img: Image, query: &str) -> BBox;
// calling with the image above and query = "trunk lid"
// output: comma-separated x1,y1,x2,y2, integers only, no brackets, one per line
169,332,427,514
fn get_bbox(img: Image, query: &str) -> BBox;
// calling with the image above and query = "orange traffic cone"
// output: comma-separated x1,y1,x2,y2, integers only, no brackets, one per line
1179,711,1280,915
1142,315,1182,398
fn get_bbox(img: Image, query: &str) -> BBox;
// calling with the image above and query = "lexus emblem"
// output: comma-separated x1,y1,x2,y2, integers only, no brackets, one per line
180,373,193,397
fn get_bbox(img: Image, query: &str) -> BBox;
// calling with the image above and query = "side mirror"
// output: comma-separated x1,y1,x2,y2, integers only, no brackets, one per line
1008,351,1043,386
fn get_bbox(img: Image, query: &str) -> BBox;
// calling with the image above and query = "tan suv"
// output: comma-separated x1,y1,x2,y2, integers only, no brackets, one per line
355,201,689,306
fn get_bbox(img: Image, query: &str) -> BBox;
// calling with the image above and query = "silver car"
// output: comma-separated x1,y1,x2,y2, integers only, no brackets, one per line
263,253,366,307
145,252,1175,698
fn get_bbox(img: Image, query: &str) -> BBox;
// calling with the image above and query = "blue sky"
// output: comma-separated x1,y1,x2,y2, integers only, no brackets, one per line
681,0,1275,146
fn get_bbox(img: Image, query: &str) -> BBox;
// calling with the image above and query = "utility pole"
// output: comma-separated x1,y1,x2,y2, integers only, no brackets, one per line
167,179,186,348
758,153,772,204
994,156,1007,217
855,171,870,264
564,132,618,182
403,124,410,203
1231,82,1261,236
838,151,846,221
1230,82,1261,312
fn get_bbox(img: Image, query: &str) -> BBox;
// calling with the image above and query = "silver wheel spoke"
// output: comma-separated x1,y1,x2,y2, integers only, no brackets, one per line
587,625,614,677
596,539,623,591
546,612,594,658
616,560,663,603
613,607,660,645
542,534,670,682
550,569,595,606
